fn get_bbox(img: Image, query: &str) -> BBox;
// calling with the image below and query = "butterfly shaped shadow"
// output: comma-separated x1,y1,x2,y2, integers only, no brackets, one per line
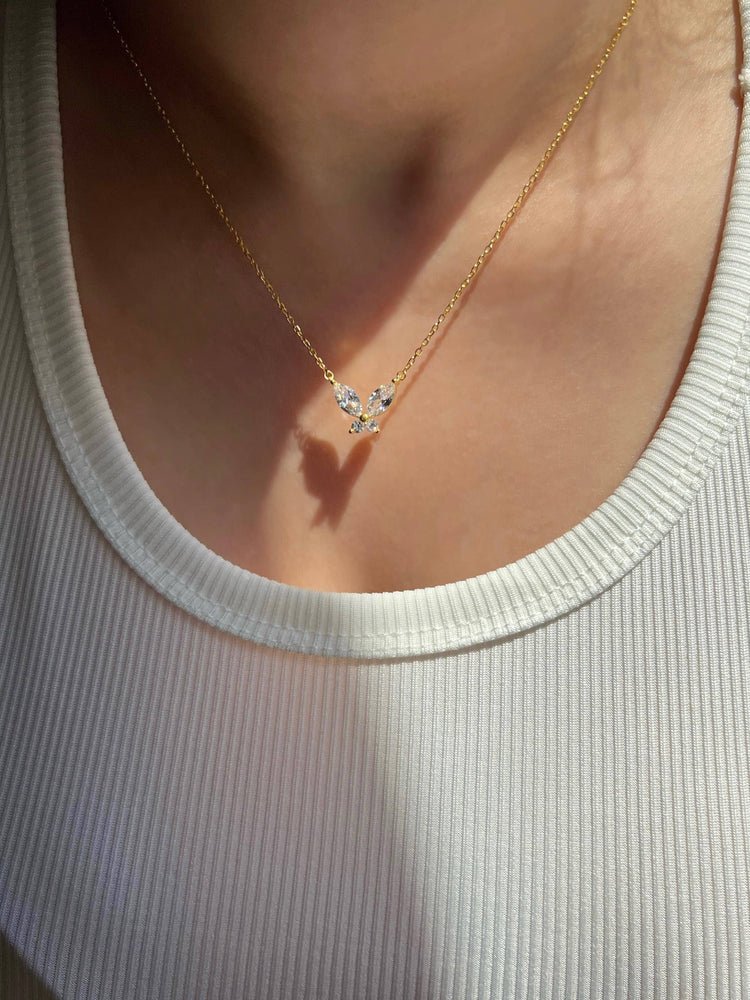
293,425,374,528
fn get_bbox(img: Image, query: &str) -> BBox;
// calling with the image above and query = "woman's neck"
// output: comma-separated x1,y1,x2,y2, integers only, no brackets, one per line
103,0,642,211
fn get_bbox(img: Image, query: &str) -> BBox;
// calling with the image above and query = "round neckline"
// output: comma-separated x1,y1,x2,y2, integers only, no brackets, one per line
5,0,750,659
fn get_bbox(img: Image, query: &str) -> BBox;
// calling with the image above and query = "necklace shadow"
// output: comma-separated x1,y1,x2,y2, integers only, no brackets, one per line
292,424,375,528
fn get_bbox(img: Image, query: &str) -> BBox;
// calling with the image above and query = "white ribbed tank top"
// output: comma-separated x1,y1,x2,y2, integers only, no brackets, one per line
1,0,750,996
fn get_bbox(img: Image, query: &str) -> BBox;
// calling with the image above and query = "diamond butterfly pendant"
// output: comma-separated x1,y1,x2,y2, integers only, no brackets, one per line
333,380,397,434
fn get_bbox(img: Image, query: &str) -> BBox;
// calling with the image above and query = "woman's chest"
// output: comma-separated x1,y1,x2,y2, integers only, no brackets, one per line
59,0,741,592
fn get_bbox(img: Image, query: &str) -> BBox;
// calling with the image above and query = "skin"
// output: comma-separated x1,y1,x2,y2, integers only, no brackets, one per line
57,0,741,592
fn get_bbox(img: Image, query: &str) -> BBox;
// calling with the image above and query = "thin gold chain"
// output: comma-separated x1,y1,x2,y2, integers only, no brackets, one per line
101,0,640,387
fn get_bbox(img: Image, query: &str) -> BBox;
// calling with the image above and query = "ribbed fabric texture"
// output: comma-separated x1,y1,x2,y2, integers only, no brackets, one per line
1,0,750,997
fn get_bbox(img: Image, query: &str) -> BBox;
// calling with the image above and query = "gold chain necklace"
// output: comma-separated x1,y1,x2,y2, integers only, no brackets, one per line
101,0,640,435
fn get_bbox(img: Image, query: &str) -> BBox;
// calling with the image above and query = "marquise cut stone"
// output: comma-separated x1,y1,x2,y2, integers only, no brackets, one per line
349,420,364,434
365,382,396,417
333,382,362,417
364,419,380,433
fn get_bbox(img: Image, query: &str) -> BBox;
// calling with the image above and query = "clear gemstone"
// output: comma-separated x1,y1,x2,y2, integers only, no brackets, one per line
349,420,364,434
364,419,379,433
365,382,396,417
333,382,362,417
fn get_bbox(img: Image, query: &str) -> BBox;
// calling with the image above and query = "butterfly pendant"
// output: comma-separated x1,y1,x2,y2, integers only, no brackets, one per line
333,380,397,434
